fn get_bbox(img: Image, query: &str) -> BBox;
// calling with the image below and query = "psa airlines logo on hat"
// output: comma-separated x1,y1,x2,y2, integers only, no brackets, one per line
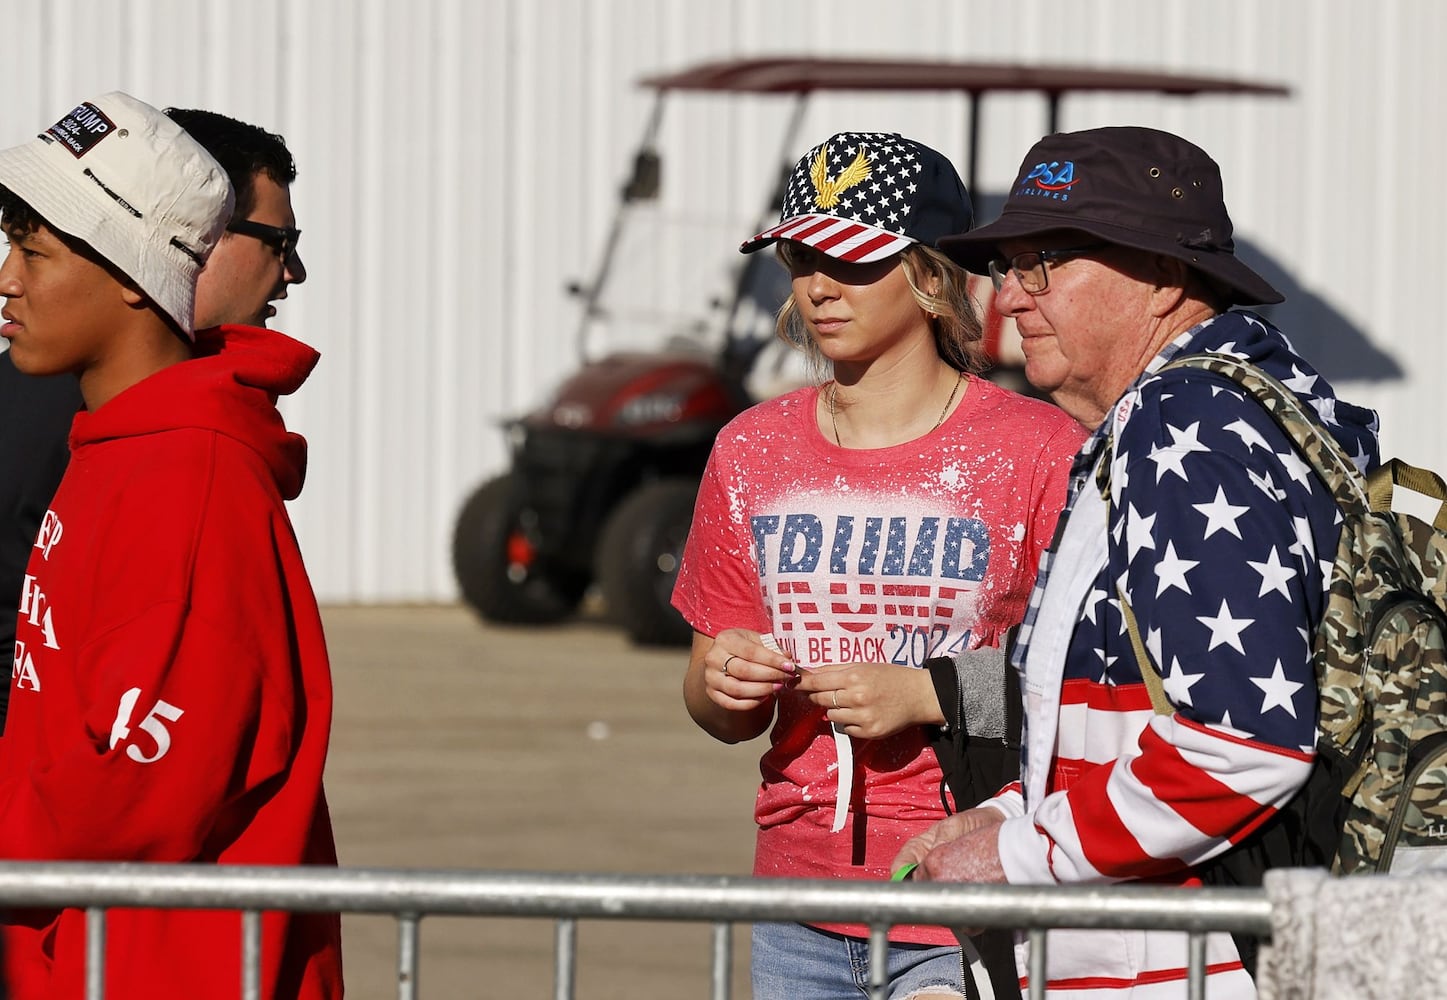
45,103,117,158
1017,160,1078,201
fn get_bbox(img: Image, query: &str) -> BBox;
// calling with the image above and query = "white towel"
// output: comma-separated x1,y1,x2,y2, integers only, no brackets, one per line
1257,867,1447,1000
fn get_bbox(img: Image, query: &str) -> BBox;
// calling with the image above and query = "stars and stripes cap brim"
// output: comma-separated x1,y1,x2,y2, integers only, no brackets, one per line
739,131,973,263
740,213,914,263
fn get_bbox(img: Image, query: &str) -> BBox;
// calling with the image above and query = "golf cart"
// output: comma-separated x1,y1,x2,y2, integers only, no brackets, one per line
451,56,1289,646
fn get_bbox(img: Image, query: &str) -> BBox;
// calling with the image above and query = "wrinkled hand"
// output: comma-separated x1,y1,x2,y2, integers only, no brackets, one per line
919,819,1006,886
892,810,1007,936
892,807,1005,877
704,628,796,712
793,661,938,739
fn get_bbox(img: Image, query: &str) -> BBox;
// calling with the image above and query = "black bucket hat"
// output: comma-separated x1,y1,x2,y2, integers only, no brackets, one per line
741,131,973,262
938,126,1282,305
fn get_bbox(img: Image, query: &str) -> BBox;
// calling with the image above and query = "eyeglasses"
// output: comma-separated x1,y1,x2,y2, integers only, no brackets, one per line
227,219,302,261
987,243,1111,294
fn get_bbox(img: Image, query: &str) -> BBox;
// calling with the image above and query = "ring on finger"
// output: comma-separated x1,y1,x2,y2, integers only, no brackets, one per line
832,690,840,710
723,654,738,677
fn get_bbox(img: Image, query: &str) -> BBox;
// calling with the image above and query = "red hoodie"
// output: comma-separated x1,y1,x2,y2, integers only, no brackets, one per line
1,326,343,998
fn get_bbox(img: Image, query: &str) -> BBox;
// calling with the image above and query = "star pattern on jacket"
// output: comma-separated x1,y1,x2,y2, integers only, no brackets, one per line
1070,322,1377,756
1005,311,1382,902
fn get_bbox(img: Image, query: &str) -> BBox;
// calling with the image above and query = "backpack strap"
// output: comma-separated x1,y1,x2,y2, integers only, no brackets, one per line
1121,353,1386,894
1112,352,1371,717
1098,412,1174,714
1158,353,1370,516
1175,358,1447,534
1119,586,1172,715
1369,458,1447,531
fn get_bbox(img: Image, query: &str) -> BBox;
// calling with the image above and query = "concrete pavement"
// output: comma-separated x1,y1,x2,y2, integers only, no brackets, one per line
323,604,761,998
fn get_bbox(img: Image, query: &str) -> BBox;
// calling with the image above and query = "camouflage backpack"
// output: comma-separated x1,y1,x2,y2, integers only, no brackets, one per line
1126,353,1447,876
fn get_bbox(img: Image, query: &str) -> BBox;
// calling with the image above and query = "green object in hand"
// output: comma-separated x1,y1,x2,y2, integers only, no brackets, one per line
890,863,918,882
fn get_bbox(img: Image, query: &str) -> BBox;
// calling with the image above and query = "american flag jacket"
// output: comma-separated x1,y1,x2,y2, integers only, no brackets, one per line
991,310,1381,997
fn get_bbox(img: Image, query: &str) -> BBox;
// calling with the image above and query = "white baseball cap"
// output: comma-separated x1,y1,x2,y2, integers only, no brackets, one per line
0,91,235,339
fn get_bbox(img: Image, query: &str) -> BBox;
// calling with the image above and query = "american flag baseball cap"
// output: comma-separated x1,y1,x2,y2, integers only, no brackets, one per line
740,131,974,263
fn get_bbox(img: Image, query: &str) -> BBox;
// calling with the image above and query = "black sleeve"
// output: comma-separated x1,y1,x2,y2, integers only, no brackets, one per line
0,353,83,730
925,630,1022,813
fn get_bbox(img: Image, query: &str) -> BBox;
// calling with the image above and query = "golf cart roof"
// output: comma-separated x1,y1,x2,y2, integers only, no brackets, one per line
632,55,1289,204
573,56,1290,358
639,56,1290,99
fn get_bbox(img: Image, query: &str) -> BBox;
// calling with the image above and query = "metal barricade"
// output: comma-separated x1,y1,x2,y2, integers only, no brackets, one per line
0,862,1271,1000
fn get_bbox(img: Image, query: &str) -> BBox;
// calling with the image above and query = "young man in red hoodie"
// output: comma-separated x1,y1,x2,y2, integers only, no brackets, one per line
0,92,342,998
0,106,309,736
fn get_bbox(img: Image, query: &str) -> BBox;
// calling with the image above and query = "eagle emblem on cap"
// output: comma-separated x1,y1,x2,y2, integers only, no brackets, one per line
810,144,871,209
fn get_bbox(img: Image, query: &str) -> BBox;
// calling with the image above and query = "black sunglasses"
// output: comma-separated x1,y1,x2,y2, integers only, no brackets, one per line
227,218,302,260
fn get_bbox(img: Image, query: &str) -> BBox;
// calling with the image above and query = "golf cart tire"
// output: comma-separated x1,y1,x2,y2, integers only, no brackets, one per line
452,473,586,625
597,478,698,647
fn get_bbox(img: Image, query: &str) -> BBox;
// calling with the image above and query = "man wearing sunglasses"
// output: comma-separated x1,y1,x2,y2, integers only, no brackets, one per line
0,107,308,732
892,127,1380,998
167,107,308,330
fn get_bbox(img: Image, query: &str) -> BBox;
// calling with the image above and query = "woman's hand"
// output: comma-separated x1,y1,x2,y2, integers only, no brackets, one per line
682,629,796,744
793,661,945,740
703,628,797,710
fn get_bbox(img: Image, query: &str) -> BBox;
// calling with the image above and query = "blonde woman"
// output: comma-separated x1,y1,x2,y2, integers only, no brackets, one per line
673,132,1085,999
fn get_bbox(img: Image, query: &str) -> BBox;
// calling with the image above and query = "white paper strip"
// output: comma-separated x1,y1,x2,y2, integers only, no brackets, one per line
761,632,853,833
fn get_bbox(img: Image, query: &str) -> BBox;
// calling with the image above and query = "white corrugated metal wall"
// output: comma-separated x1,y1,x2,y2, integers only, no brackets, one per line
6,0,1444,602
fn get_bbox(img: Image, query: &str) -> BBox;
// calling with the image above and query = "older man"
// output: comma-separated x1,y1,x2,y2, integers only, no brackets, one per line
894,127,1380,998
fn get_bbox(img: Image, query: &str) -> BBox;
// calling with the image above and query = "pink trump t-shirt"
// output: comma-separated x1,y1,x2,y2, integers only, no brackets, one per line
674,376,1083,945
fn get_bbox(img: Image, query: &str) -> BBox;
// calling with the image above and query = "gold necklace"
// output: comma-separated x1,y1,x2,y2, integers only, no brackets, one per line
828,369,965,447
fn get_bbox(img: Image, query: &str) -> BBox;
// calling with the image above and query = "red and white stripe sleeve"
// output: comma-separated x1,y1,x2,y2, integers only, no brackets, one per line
997,714,1314,884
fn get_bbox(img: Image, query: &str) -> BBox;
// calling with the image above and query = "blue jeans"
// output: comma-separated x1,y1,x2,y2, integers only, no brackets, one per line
751,921,966,999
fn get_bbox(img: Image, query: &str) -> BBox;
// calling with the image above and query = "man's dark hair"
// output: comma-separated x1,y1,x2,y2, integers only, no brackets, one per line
162,108,296,222
0,185,46,239
0,185,123,273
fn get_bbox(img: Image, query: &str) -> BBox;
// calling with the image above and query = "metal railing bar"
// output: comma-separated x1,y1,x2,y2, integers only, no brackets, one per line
554,917,577,1000
0,863,1273,937
1187,931,1206,1000
85,906,105,1000
397,912,420,1000
709,921,731,1000
868,923,889,1000
1027,928,1046,1000
242,909,262,1000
